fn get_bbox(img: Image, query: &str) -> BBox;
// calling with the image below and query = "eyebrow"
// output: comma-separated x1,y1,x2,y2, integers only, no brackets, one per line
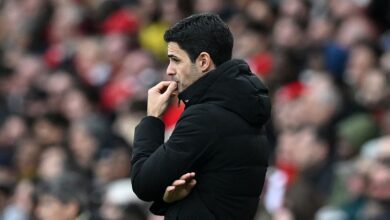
168,54,179,59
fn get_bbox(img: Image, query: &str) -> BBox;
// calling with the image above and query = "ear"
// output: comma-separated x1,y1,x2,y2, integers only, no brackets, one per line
197,52,215,73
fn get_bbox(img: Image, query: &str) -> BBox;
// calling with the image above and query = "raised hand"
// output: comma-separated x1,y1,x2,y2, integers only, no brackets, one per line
147,81,178,118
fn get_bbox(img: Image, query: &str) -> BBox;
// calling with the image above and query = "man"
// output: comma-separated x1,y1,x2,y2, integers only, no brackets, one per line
131,13,271,219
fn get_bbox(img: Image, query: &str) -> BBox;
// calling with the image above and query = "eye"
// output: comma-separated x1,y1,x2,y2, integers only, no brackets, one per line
170,57,180,63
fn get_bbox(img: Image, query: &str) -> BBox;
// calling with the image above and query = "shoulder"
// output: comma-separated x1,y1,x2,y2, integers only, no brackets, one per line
174,104,221,131
177,103,238,131
179,103,223,122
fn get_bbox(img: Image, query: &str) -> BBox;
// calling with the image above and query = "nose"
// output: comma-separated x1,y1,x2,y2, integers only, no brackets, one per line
166,62,175,76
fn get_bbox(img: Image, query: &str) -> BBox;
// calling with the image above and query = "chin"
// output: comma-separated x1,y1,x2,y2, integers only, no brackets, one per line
177,85,183,93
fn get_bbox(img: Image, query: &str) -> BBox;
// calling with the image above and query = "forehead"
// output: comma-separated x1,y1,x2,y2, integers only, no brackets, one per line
167,42,189,58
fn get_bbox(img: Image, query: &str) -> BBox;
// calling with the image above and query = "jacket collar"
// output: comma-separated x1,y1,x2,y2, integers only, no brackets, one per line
178,59,271,126
178,59,237,108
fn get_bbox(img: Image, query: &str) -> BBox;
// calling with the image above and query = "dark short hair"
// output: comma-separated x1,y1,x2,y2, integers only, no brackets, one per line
164,13,233,66
37,172,88,214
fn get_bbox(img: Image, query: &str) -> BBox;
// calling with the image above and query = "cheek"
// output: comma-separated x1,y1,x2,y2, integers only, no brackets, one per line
177,66,189,82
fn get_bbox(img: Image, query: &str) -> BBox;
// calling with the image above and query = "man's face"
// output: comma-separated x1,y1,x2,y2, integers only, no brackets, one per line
166,42,203,93
368,161,390,200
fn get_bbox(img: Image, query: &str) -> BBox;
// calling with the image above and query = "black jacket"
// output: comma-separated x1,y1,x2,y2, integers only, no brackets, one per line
131,59,271,219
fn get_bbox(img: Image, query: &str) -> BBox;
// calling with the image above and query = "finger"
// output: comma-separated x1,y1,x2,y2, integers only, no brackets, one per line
163,186,175,202
179,173,190,179
162,81,177,97
166,186,175,192
172,179,186,186
150,81,172,93
180,172,195,180
179,173,192,181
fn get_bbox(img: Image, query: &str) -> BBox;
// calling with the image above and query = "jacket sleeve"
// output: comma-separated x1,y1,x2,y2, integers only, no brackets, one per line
130,106,217,202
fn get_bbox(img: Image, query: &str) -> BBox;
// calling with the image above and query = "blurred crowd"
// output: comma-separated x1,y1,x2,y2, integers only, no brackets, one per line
0,0,389,219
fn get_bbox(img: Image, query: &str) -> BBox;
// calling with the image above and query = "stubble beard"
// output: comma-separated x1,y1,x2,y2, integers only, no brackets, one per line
172,64,200,93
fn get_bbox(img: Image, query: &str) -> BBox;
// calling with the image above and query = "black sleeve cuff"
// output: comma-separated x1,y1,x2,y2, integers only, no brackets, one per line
133,116,165,151
150,199,171,215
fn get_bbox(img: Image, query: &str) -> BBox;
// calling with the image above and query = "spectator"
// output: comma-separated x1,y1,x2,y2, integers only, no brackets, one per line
35,172,89,220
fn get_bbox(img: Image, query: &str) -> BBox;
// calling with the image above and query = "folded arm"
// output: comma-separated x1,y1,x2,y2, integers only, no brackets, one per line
130,106,216,202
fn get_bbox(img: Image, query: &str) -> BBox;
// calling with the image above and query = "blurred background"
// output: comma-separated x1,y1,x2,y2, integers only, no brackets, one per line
0,0,389,219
